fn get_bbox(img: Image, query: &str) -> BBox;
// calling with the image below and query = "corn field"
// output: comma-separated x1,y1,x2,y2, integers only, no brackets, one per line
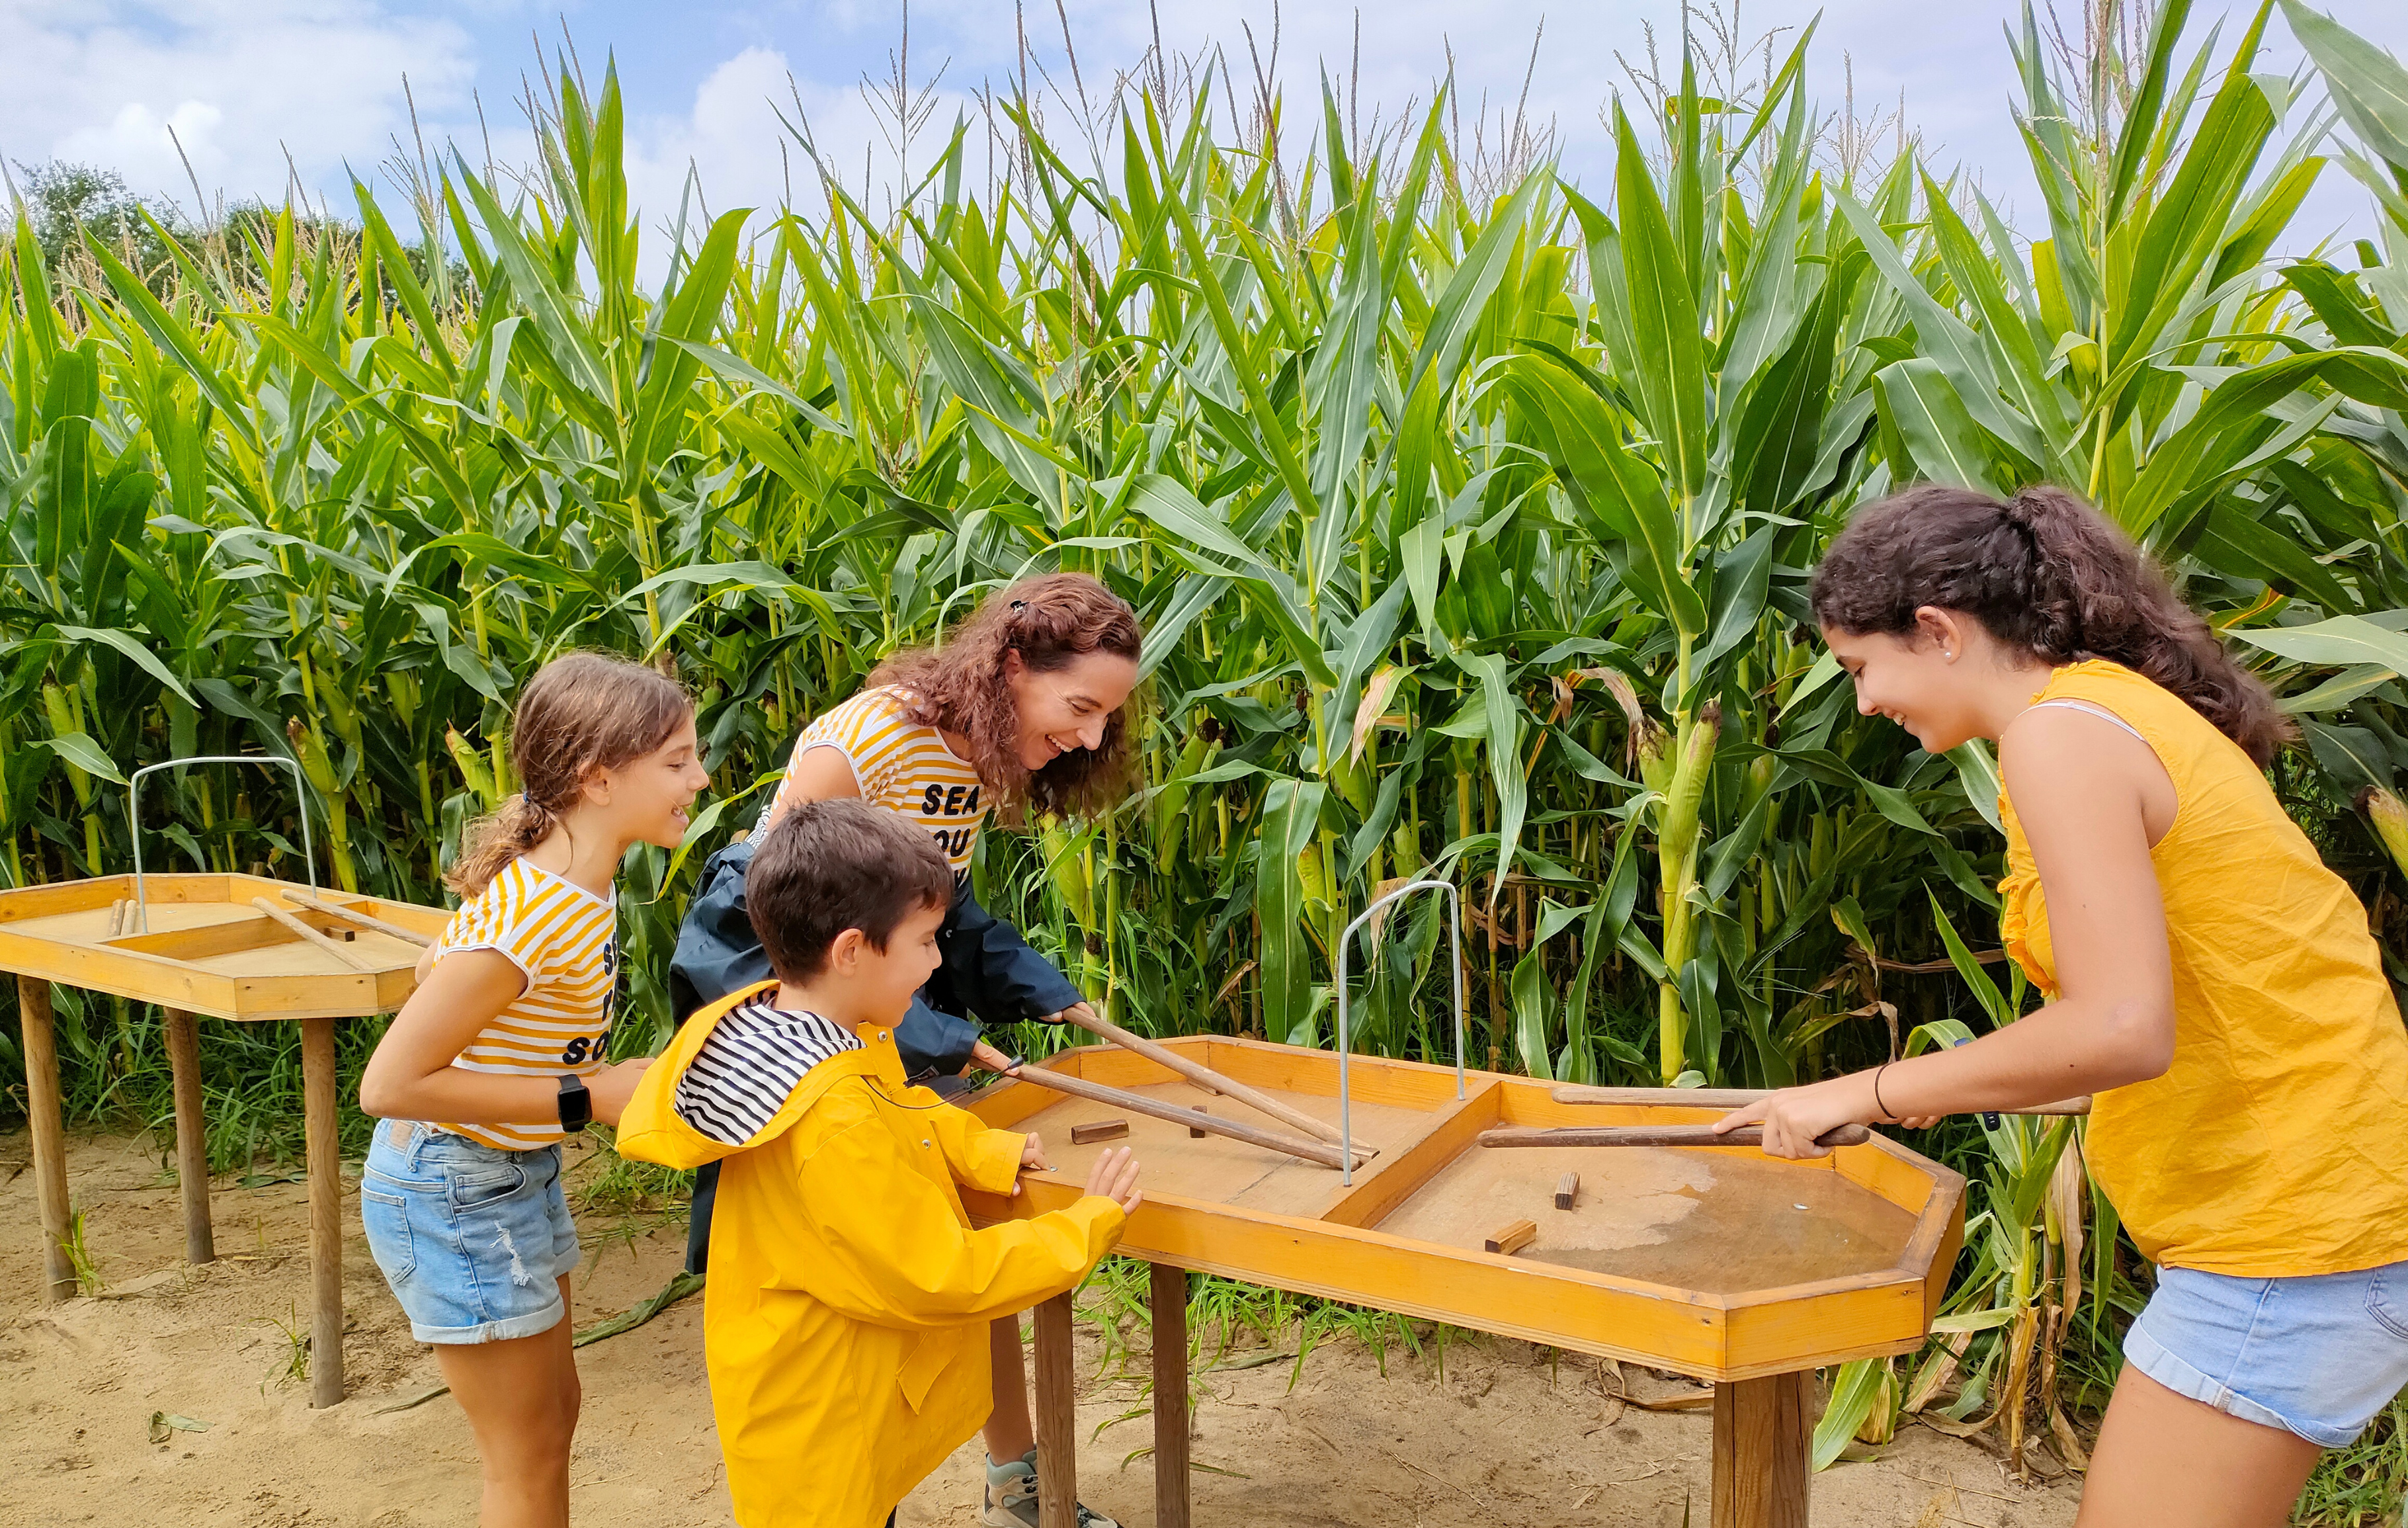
7,0,2408,1488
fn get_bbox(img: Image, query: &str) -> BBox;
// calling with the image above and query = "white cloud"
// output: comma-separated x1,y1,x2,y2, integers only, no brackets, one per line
1,0,474,214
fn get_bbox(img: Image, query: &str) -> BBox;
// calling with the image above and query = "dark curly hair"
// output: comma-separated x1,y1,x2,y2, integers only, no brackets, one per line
874,572,1144,820
1811,483,2291,766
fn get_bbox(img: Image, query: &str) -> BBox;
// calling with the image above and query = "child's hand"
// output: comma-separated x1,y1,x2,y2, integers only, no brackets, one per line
1020,1133,1050,1171
1083,1146,1142,1215
970,1040,1020,1077
587,1058,655,1128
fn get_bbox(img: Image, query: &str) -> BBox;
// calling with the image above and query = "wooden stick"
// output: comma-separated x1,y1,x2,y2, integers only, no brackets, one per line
288,892,436,949
163,1008,215,1266
1069,1119,1130,1145
1481,1124,1873,1150
1483,1218,1538,1255
1055,1005,1370,1152
1549,1083,2093,1117
106,899,128,937
1009,1066,1354,1170
1554,1172,1579,1211
250,897,382,973
302,1017,345,1407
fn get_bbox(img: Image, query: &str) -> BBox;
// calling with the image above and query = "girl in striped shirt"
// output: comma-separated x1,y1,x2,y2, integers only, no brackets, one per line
358,652,707,1528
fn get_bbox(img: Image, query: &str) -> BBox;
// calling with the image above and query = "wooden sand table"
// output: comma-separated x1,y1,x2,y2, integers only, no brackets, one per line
964,1037,1966,1528
1,873,445,1407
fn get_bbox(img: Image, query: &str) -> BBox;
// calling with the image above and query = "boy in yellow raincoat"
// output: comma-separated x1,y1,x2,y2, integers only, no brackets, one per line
616,799,1140,1527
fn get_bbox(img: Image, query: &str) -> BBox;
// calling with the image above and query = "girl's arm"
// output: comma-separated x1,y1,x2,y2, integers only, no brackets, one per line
358,949,651,1126
1720,706,2178,1158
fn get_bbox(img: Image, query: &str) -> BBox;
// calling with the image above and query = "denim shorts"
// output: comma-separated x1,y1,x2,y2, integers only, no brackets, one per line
2124,1261,2408,1447
360,1121,582,1343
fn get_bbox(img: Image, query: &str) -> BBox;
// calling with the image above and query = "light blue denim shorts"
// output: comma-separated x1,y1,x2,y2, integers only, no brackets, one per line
2124,1261,2408,1447
360,1120,581,1343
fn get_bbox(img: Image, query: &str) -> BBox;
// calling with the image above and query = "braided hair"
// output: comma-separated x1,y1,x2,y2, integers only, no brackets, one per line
1810,484,2291,765
446,652,693,897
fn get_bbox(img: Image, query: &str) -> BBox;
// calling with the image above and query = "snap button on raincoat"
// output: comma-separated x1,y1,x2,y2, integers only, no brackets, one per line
615,982,1126,1527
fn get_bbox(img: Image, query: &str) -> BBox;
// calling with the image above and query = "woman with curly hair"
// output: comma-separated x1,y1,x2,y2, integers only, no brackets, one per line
669,570,1143,1528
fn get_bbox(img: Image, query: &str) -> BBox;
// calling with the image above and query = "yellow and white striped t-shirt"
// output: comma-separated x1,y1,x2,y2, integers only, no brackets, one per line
768,685,989,884
431,857,620,1150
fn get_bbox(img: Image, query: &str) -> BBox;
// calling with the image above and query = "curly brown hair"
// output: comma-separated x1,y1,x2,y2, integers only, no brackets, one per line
873,572,1143,820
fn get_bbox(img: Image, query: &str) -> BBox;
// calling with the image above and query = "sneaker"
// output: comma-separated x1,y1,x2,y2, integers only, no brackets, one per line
980,1449,1121,1528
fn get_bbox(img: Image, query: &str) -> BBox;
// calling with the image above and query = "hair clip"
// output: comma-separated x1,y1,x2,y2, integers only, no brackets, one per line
1010,599,1028,611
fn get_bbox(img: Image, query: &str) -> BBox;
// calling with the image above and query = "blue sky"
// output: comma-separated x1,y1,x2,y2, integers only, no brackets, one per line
5,1,2405,263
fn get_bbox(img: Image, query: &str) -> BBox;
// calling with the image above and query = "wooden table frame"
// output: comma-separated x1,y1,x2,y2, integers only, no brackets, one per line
971,1037,1964,1528
4,874,442,1408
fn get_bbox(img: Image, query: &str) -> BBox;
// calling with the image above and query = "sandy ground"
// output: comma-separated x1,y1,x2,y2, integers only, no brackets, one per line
0,1127,2085,1527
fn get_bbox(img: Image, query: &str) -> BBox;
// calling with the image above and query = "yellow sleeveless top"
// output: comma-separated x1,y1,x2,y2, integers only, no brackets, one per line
1999,660,2408,1276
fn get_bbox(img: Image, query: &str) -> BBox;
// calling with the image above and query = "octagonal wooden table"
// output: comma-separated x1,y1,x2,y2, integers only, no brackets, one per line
964,1037,1964,1528
2,873,444,1407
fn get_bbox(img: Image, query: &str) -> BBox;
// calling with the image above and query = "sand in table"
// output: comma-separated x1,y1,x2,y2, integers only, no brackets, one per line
1373,1144,1918,1293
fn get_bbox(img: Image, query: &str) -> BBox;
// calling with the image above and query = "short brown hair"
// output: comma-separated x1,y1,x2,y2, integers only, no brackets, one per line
745,799,954,982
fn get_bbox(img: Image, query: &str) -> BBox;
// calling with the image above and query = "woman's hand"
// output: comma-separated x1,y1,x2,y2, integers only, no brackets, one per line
1040,1001,1100,1033
970,1039,1020,1076
1716,1071,1942,1158
1714,1074,1877,1160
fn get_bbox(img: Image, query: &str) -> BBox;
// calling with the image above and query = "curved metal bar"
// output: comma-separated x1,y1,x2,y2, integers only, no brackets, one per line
1335,878,1466,1186
128,755,317,933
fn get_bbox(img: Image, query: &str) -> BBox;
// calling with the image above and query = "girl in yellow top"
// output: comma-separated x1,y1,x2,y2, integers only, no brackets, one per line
358,652,709,1528
1721,485,2408,1526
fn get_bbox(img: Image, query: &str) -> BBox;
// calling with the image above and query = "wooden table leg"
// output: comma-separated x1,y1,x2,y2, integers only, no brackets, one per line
1032,1291,1079,1528
1149,1262,1192,1528
301,1017,344,1407
1712,1371,1811,1528
15,976,75,1302
163,1008,215,1265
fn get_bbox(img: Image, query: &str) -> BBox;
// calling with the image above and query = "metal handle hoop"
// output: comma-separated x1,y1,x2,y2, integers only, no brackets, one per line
128,755,317,933
1335,877,1466,1186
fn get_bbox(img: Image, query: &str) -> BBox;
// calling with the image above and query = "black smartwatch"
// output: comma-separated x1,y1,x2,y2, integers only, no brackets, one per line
556,1074,593,1133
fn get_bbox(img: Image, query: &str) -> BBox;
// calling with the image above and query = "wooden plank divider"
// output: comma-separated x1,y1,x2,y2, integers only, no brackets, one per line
1069,1119,1129,1145
1554,1171,1579,1211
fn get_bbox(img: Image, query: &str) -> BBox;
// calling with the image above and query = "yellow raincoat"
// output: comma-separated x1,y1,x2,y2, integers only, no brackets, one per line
615,982,1125,1527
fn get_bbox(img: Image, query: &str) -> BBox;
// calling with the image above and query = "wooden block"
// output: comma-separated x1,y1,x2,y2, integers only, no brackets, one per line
1555,1172,1579,1211
1189,1105,1208,1138
1483,1217,1538,1256
1070,1119,1130,1145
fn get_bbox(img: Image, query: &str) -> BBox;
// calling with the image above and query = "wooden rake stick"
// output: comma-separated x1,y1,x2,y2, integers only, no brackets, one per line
1481,1124,1874,1150
1055,1007,1372,1154
1548,1084,2094,1117
288,892,435,949
250,897,384,974
1005,1066,1358,1171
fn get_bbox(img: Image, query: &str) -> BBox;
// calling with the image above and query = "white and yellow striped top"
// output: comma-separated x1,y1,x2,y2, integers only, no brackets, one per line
769,685,990,884
430,857,620,1150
